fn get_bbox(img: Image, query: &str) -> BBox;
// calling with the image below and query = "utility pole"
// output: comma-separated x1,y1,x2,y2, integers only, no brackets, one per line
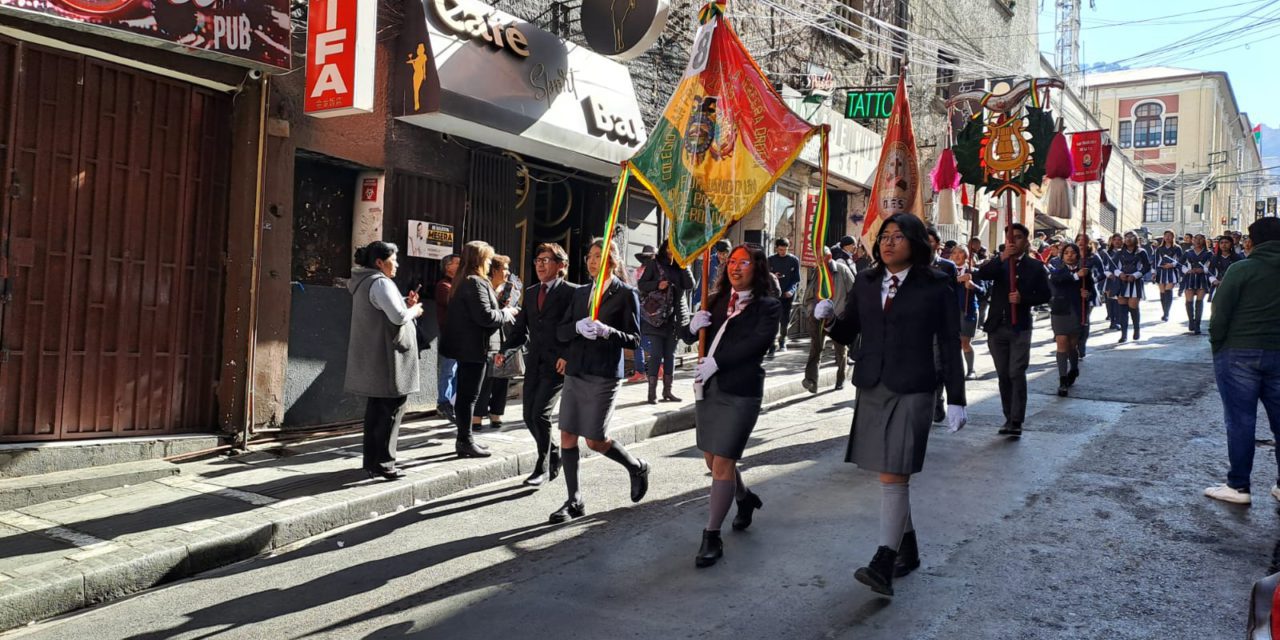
1055,1,1095,91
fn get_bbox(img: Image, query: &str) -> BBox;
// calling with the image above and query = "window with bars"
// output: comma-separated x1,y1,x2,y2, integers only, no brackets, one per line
1118,121,1132,148
1143,197,1160,223
936,52,958,98
1133,103,1163,148
1163,116,1178,146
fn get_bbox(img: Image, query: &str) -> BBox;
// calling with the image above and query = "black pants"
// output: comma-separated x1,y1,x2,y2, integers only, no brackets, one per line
522,367,565,467
363,395,407,472
988,325,1032,424
644,331,677,377
777,297,794,346
454,361,487,438
473,375,510,418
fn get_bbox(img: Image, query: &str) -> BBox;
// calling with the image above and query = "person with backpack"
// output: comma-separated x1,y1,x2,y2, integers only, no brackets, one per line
638,242,694,404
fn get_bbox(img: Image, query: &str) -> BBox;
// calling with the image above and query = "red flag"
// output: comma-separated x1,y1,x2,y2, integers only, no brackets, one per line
860,72,923,253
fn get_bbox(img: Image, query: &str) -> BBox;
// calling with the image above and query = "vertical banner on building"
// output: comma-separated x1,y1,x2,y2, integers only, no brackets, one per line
305,0,377,117
859,73,923,254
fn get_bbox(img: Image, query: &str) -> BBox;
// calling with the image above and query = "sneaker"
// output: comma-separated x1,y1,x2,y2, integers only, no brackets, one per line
1203,484,1251,505
626,372,646,383
1272,486,1280,502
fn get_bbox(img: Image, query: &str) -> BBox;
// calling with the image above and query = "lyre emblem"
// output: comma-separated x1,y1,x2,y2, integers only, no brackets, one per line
982,114,1031,181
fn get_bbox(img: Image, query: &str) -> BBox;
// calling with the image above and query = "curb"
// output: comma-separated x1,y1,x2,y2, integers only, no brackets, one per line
0,367,837,631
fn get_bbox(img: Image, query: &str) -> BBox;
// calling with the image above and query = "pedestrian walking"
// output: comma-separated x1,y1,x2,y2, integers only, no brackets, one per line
1153,230,1184,322
434,254,461,422
950,245,985,379
471,255,522,431
1113,231,1151,343
1209,234,1244,303
802,247,855,393
967,237,990,327
971,223,1051,437
1079,240,1105,357
441,241,516,459
550,237,650,523
638,242,695,404
627,245,656,383
766,238,801,355
1204,217,1280,505
815,213,967,597
505,243,578,487
1048,243,1089,397
684,244,781,567
1182,234,1213,335
345,241,424,481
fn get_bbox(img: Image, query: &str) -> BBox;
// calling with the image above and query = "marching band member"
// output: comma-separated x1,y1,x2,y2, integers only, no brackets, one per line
1181,234,1213,335
1153,230,1184,322
1114,232,1151,343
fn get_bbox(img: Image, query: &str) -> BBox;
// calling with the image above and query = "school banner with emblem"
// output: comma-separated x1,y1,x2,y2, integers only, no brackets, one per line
625,2,822,269
859,73,925,253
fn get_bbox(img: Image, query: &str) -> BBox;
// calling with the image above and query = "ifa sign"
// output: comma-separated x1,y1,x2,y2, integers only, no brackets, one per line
305,0,376,117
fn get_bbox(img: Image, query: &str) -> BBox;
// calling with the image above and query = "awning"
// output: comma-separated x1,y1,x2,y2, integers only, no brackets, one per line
1035,212,1069,231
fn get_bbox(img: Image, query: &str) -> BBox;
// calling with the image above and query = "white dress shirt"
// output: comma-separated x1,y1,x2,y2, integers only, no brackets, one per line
881,266,911,308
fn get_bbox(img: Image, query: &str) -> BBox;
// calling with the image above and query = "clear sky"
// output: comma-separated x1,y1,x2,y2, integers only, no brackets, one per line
1037,0,1280,127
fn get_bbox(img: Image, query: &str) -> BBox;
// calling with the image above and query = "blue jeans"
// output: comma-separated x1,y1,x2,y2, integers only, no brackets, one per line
634,335,649,373
1213,348,1280,492
437,356,458,406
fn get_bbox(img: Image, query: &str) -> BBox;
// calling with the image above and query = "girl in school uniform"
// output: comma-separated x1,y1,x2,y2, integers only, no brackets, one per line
1101,234,1124,330
815,213,967,597
1209,235,1244,303
684,244,782,568
1113,232,1151,343
1152,230,1184,322
1049,243,1089,396
1180,234,1213,335
550,238,650,523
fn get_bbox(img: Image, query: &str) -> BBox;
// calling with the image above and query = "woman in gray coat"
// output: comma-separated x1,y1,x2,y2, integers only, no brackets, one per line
345,241,424,481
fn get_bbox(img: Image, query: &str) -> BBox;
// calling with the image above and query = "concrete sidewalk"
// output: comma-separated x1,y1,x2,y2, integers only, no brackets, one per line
0,345,837,631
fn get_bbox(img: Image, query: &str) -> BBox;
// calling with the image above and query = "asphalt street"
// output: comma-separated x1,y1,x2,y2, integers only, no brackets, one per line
8,300,1278,640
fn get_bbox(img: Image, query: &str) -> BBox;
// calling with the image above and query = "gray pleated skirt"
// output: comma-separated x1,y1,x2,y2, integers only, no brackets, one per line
1050,312,1081,336
694,378,762,459
846,382,935,475
559,373,620,441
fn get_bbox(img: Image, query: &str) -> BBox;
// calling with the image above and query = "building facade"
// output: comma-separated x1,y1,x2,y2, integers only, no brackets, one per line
1085,67,1264,238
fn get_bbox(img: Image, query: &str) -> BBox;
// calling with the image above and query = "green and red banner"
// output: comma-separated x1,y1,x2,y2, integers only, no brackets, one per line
626,2,823,270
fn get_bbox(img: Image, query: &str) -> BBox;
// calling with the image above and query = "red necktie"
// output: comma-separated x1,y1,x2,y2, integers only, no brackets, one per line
538,283,548,311
728,291,739,317
884,275,899,313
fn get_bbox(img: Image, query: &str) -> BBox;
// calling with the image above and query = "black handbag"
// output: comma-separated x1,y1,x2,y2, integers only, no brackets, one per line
490,348,525,379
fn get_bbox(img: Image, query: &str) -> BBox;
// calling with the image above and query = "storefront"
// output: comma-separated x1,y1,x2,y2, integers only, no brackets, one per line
267,0,654,429
0,2,288,442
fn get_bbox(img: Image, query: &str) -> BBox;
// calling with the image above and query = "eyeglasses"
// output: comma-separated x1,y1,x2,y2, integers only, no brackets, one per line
877,233,907,245
726,259,752,269
533,257,561,265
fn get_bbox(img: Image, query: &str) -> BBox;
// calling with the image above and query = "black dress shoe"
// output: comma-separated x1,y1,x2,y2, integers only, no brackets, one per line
548,500,585,523
523,469,548,487
731,490,763,531
695,530,723,568
438,404,456,423
455,438,492,459
894,531,921,578
1006,422,1023,437
365,468,405,481
661,392,682,403
854,546,897,596
629,460,651,503
548,451,562,481
997,422,1014,435
1057,378,1068,397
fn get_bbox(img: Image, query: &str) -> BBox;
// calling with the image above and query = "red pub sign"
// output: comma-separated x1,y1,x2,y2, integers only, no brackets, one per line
305,0,376,117
0,0,292,69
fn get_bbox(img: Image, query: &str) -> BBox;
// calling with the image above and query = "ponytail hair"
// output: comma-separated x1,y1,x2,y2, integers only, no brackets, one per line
354,241,398,268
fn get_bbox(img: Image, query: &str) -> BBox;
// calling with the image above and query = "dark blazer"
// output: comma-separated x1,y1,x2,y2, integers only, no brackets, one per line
504,278,579,378
974,254,1052,333
827,266,966,404
702,292,783,397
1049,262,1087,317
557,277,642,379
440,275,508,363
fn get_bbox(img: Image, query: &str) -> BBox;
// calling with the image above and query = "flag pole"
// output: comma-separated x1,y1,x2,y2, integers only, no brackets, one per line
591,163,630,321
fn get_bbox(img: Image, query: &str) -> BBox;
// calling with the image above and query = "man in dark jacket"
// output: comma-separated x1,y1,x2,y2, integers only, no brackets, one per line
970,223,1051,437
766,237,801,355
1204,217,1280,505
506,243,579,487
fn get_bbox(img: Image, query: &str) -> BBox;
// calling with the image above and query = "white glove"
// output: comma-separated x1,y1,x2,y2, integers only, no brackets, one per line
694,356,718,382
575,318,599,340
1209,276,1218,285
689,310,713,333
592,320,612,339
501,307,517,323
946,404,967,433
814,299,836,320
1129,272,1143,280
